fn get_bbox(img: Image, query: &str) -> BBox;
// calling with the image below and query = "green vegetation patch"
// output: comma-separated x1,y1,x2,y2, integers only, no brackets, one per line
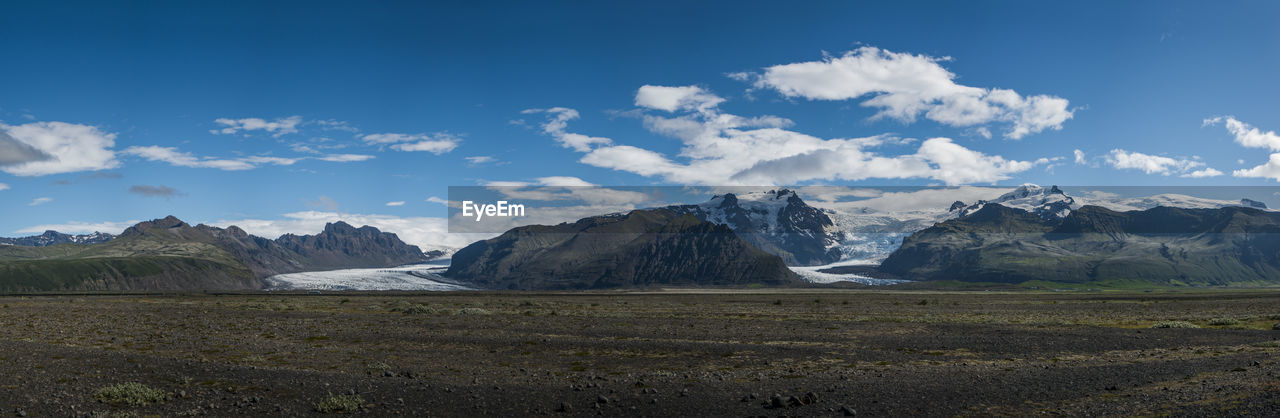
95,382,166,405
315,393,364,413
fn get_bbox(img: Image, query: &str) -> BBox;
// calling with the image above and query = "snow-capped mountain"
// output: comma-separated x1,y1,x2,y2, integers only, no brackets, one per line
667,189,843,266
811,184,1273,266
0,230,116,247
953,185,1077,220
951,184,1268,221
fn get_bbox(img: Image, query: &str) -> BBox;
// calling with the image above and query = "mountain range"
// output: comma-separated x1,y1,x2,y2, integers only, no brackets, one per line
0,231,115,247
0,216,428,291
879,203,1280,285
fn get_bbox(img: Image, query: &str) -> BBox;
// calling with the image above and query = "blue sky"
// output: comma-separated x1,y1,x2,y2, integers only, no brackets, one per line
2,1,1279,246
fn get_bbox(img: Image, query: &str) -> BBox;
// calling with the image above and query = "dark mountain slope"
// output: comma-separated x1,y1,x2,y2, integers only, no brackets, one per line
446,208,800,290
666,189,843,266
0,216,428,292
880,204,1280,285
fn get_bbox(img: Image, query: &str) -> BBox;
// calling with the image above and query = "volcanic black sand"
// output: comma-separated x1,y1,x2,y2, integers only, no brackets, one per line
0,290,1277,416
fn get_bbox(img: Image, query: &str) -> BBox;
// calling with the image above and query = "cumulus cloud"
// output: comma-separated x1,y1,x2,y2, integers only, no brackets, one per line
128,185,183,198
0,183,8,191
747,46,1073,139
1204,117,1280,181
362,133,459,154
0,122,120,176
1073,149,1086,164
532,86,1046,186
1105,149,1217,177
634,85,725,113
1182,168,1224,178
0,130,53,167
1204,116,1280,151
28,197,52,206
211,116,302,137
522,108,613,152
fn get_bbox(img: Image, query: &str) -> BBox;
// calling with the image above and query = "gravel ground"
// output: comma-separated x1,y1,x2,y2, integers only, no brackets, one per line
0,290,1276,416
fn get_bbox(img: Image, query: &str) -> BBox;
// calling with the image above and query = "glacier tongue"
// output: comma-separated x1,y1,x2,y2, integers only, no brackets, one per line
264,264,472,291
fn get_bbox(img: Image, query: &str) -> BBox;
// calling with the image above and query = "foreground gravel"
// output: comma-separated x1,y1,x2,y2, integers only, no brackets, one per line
0,290,1277,416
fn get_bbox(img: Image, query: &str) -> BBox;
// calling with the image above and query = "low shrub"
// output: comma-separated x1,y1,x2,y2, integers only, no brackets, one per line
315,393,363,413
95,382,166,406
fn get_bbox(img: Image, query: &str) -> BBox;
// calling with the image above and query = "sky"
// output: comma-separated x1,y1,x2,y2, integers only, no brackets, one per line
2,1,1280,248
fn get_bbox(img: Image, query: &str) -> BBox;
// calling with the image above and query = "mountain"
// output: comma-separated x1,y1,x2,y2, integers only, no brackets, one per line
0,230,115,247
446,208,800,290
953,185,1076,220
879,203,1280,285
0,216,429,292
812,184,1275,265
667,189,842,266
952,184,1271,221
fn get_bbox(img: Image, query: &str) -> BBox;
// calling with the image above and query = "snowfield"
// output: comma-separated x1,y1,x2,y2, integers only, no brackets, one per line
264,264,473,291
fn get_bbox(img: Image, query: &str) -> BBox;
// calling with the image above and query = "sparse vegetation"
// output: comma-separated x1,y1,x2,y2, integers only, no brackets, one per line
315,393,363,413
95,382,166,405
452,307,492,316
1209,317,1239,326
402,304,437,315
1150,320,1200,329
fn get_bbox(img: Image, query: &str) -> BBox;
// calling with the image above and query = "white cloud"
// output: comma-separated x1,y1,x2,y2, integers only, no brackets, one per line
1073,149,1086,164
362,133,460,155
522,108,613,152
211,116,302,137
750,46,1073,139
483,176,654,205
1205,116,1280,151
1202,117,1280,181
1105,149,1213,176
465,155,496,165
28,197,52,206
426,196,449,205
122,146,370,170
634,85,725,113
316,154,375,162
533,92,1043,186
1181,168,1223,178
808,186,1011,213
0,183,7,191
0,122,120,176
213,211,484,249
122,146,258,171
1233,153,1280,181
385,201,406,207
390,140,458,154
16,219,141,235
314,119,359,133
